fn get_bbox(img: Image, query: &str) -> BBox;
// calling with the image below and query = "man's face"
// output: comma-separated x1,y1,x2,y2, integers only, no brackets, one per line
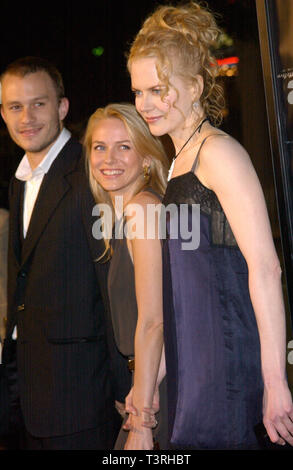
1,71,68,161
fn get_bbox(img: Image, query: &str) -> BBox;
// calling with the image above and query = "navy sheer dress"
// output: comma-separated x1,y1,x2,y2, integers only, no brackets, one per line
162,137,263,449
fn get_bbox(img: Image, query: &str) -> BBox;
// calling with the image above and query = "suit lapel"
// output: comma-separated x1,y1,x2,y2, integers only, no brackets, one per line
21,139,80,266
9,178,24,268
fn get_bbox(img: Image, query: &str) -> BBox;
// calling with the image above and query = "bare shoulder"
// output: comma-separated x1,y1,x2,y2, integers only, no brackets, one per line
128,190,161,209
198,133,259,192
125,190,162,244
124,191,162,230
200,133,251,168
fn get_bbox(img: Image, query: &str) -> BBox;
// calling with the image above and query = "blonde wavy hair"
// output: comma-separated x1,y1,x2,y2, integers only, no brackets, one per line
127,1,225,126
84,102,168,260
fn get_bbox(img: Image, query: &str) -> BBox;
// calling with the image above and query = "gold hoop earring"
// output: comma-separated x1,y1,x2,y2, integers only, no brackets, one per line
143,165,151,182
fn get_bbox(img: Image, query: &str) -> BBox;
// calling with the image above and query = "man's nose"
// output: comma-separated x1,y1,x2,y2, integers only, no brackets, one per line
20,106,35,124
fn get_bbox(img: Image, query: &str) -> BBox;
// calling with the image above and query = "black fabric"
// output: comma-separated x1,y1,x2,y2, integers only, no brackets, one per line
0,365,10,436
164,171,237,246
108,221,138,358
93,259,132,404
23,419,121,450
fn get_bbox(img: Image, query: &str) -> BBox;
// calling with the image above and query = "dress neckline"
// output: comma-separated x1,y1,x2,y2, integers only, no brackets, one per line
168,170,214,193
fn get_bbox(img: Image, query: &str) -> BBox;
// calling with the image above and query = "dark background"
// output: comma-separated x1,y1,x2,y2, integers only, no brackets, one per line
0,0,257,122
0,0,293,382
0,0,278,235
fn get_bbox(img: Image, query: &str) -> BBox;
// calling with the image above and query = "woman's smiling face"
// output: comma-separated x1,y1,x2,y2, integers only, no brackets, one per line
90,117,148,202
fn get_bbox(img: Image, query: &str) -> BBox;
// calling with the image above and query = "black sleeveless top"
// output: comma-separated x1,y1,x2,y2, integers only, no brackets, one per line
107,188,162,357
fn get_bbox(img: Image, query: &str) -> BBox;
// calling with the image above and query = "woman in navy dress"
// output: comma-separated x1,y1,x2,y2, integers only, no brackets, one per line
127,1,293,449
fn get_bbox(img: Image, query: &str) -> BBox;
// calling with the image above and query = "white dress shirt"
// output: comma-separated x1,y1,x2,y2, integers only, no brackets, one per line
15,128,71,238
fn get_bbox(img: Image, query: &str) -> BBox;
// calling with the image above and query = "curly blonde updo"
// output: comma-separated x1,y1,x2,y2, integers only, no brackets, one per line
127,1,225,126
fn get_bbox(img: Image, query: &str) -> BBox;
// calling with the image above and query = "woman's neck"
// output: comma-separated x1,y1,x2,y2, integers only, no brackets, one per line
170,116,209,159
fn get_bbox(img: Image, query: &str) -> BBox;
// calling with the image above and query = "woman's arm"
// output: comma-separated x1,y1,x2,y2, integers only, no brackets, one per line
199,135,293,446
123,346,165,429
124,192,164,450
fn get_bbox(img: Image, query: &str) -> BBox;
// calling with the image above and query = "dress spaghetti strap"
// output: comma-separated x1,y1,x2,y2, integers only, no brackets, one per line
190,133,226,173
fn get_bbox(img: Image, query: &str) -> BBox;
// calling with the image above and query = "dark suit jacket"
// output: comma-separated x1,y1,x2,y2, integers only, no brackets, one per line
2,137,125,438
0,208,9,343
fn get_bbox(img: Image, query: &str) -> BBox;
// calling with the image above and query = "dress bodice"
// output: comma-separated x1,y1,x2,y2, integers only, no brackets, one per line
163,171,237,247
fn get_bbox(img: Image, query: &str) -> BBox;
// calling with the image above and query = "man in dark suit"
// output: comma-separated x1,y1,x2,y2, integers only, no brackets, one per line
0,56,123,449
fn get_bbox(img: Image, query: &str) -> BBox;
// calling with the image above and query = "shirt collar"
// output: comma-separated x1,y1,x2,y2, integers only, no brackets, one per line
15,128,71,182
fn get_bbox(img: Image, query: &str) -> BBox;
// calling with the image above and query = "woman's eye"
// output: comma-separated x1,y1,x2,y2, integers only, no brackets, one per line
152,88,162,94
93,145,105,151
132,89,141,97
120,144,130,150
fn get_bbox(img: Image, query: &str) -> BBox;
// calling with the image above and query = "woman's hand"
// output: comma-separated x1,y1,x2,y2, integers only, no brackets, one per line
263,379,293,446
123,386,160,429
124,415,154,450
123,387,156,449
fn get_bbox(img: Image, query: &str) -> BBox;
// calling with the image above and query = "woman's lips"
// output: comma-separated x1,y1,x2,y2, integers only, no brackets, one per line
144,116,162,124
100,169,124,176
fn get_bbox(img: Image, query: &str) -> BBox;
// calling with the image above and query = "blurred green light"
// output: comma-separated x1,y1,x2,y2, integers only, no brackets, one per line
92,46,104,57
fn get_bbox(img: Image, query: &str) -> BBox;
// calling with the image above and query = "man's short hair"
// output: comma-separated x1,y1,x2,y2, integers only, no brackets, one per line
0,56,65,102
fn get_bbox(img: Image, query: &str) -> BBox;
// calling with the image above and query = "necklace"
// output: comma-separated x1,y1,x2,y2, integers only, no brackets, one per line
167,117,209,181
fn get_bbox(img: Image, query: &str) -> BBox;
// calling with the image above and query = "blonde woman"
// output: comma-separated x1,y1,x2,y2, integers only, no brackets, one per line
127,2,293,449
84,103,169,449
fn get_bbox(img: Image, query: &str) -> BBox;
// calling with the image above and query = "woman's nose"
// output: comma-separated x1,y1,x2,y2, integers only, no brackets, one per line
104,147,116,163
137,93,153,113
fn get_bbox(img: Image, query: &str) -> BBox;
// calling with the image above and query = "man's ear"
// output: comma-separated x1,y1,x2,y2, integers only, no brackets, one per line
58,97,69,121
1,105,7,124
